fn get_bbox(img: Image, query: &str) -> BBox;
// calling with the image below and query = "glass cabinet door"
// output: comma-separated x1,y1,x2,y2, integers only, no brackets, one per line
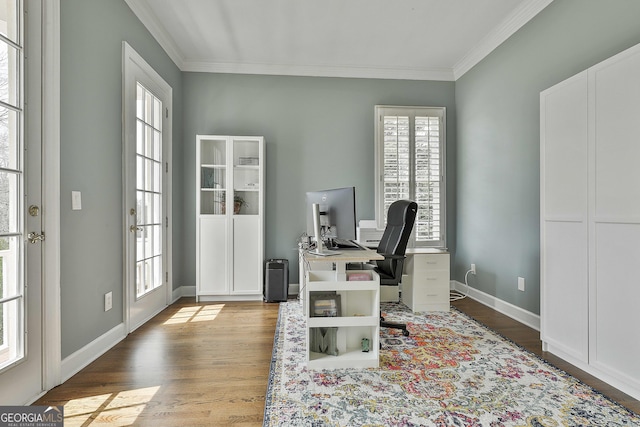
199,138,227,215
232,138,261,216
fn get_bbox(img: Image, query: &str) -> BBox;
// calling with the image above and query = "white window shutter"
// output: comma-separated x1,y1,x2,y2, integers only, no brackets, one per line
376,106,445,248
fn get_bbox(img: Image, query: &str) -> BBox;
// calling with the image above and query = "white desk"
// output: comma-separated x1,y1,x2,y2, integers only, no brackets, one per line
300,248,383,369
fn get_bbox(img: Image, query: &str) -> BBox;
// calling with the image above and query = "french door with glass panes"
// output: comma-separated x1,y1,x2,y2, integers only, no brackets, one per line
123,42,172,332
0,0,49,404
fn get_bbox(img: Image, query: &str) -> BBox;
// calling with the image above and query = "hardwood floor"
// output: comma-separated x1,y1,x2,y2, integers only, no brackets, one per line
35,300,280,426
35,296,639,426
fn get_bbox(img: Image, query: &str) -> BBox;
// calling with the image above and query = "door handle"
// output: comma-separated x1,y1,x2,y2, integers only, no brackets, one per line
129,225,143,233
28,231,45,244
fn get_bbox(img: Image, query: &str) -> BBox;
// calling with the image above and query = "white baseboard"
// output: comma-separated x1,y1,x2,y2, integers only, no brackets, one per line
450,280,540,331
61,323,127,383
289,283,299,297
197,294,263,302
174,284,301,300
173,285,195,302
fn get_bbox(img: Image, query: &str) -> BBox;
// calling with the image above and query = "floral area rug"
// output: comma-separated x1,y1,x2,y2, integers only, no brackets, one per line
264,300,640,426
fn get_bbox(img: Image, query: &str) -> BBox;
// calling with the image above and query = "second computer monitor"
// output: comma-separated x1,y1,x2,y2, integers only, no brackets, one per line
305,187,356,241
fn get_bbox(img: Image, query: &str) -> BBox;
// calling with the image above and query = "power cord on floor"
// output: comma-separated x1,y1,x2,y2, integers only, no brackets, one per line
450,268,473,301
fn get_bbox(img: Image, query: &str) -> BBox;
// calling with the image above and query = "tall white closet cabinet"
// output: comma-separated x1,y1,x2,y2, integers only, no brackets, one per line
196,135,265,301
541,43,640,401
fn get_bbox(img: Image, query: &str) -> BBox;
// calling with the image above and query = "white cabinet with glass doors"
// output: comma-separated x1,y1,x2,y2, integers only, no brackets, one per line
196,135,264,300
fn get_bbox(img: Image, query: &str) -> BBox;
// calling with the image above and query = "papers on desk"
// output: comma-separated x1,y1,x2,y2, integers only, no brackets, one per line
307,249,342,257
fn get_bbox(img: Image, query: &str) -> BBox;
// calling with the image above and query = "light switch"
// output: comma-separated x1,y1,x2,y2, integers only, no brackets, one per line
72,191,82,210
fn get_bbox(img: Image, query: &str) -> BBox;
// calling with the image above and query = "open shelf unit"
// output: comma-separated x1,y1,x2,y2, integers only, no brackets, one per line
305,270,380,369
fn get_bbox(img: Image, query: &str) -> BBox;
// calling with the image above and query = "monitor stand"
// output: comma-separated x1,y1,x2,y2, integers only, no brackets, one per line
308,239,341,257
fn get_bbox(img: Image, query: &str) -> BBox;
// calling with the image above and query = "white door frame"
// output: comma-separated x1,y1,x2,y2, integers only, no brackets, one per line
122,42,173,332
41,0,62,394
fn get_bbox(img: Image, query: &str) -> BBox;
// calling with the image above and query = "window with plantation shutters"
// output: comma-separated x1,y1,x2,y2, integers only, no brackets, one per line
374,106,446,248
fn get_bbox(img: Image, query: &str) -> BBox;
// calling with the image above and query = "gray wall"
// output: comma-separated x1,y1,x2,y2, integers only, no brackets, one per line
181,74,456,286
454,0,640,314
58,0,640,360
60,0,183,358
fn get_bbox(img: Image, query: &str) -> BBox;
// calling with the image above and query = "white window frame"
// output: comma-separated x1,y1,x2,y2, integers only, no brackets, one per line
374,105,446,248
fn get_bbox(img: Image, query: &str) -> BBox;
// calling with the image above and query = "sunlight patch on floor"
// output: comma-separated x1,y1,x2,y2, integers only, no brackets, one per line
163,304,225,325
62,386,160,426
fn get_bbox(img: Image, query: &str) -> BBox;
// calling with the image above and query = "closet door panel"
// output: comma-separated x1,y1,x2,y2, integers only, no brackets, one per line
592,49,640,218
232,216,260,294
540,71,588,362
541,221,588,362
198,216,229,294
589,46,640,392
541,71,588,219
592,223,640,388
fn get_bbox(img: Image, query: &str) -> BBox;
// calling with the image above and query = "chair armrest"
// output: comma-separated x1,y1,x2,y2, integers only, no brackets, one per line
378,253,406,260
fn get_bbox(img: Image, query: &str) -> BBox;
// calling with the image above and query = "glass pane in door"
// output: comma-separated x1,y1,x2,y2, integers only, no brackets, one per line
200,138,226,215
0,0,23,371
135,83,163,299
233,139,259,216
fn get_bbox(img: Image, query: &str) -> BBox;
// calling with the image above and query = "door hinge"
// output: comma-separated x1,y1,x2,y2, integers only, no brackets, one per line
166,162,169,173
165,272,168,282
165,216,168,227
166,108,169,118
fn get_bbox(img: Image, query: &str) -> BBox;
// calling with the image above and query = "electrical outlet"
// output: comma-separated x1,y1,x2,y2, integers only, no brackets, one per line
471,264,476,274
105,291,113,312
518,277,525,292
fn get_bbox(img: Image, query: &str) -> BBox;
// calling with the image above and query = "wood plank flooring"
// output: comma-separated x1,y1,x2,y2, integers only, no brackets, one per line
35,300,280,426
35,297,639,426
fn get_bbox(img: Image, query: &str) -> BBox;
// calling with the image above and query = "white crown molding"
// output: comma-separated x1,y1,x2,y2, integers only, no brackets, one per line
183,60,455,81
124,0,185,69
453,0,554,79
127,0,551,82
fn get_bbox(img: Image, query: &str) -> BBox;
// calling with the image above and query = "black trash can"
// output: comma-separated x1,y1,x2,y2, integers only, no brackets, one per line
264,259,289,302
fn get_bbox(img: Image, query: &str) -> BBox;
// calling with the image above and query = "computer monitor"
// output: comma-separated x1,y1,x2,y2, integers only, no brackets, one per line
305,187,356,244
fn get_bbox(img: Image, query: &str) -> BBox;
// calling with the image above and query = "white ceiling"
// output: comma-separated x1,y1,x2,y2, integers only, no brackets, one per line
125,0,552,81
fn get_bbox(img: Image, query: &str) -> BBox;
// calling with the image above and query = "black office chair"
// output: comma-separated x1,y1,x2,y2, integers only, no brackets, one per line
375,199,417,336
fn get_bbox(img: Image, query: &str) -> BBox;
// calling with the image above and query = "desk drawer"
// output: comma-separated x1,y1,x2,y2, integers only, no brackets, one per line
413,270,449,293
407,253,449,273
402,272,449,312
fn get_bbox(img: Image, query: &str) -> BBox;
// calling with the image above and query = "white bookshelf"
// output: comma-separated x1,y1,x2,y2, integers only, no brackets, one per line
196,135,265,301
305,270,380,369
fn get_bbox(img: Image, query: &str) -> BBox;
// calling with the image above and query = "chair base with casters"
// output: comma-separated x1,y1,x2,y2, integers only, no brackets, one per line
377,261,411,336
381,314,410,336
